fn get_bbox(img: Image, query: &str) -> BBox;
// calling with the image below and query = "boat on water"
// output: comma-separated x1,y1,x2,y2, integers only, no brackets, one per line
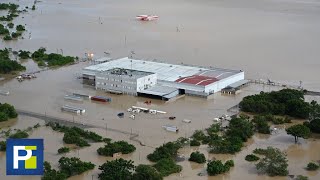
91,95,111,102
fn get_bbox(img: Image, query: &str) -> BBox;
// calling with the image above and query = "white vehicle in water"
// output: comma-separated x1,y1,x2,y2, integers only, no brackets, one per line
136,15,159,21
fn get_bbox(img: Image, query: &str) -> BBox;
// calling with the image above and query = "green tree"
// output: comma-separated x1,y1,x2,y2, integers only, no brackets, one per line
256,147,288,176
0,103,18,118
97,141,136,156
132,164,163,180
286,124,311,143
226,117,254,142
306,118,320,133
153,158,182,177
306,162,319,171
147,141,181,162
189,151,206,164
98,158,135,180
207,160,233,176
252,116,271,134
42,161,68,180
7,22,14,28
0,112,9,122
245,154,260,162
190,139,200,146
57,147,70,154
0,141,6,151
9,130,28,138
16,24,25,31
58,157,95,177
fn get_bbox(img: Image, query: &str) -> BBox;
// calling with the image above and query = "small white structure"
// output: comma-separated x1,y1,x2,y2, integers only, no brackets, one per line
64,95,83,101
130,114,135,119
182,119,191,123
0,90,9,96
162,125,179,132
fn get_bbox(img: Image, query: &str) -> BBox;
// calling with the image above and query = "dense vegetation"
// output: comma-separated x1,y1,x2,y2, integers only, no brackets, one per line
42,157,94,180
207,160,234,176
0,49,26,74
97,141,136,156
58,157,95,177
256,147,288,176
57,147,70,154
286,124,311,143
240,89,310,118
132,164,163,180
9,130,29,138
98,158,135,180
0,3,27,40
252,115,271,134
31,48,75,66
18,50,30,59
306,162,319,171
0,103,18,122
245,154,260,162
188,151,206,164
0,141,6,151
295,175,309,180
209,117,254,154
147,141,182,162
304,100,320,133
47,122,107,147
153,158,182,177
42,161,67,180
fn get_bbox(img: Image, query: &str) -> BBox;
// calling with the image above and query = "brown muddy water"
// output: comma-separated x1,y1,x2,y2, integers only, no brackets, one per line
1,0,320,179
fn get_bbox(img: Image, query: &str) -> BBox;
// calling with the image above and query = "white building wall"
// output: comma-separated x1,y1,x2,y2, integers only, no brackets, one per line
205,71,245,93
136,74,157,92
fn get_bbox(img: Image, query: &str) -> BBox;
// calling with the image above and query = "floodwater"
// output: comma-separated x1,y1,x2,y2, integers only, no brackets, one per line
1,0,320,179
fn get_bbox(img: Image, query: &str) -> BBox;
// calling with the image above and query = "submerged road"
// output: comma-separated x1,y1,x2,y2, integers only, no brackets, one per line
16,109,148,147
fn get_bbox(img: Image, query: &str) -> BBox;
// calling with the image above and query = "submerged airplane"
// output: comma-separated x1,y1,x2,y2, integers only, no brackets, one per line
136,15,159,21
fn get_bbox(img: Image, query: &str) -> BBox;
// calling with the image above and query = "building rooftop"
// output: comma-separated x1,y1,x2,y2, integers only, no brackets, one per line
83,57,242,82
96,68,154,78
175,75,219,86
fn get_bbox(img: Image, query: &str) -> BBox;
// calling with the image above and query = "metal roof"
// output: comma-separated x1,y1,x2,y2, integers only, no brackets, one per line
227,79,250,88
175,75,219,86
139,85,178,96
83,57,242,83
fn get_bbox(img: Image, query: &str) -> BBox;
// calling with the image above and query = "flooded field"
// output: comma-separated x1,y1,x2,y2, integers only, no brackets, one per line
1,0,320,179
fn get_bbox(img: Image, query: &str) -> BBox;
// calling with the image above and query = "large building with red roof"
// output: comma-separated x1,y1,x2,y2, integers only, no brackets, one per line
83,57,245,99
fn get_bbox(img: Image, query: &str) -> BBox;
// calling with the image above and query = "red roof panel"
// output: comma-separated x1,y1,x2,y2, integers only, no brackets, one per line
175,75,218,86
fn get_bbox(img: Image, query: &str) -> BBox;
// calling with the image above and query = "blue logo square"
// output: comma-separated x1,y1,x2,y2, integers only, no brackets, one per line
6,139,44,175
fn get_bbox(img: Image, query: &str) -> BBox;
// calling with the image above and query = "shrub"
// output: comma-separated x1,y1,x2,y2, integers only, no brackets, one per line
0,141,6,151
9,130,28,138
58,147,70,154
153,158,182,177
207,160,233,176
306,162,319,171
147,141,181,162
189,151,206,164
253,148,268,155
97,141,136,156
190,139,200,146
16,25,25,31
245,154,260,162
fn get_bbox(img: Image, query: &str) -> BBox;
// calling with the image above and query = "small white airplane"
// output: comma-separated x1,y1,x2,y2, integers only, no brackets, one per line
136,15,159,21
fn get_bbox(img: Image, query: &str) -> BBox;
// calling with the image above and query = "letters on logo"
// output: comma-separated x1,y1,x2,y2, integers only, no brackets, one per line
6,139,44,175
